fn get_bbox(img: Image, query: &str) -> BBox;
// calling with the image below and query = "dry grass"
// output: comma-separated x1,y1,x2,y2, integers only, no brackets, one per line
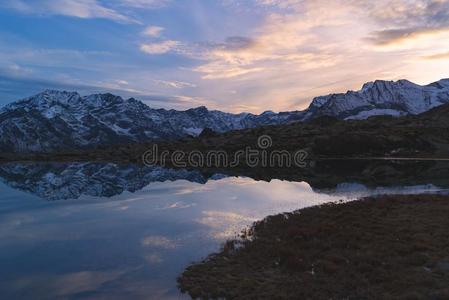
178,195,449,299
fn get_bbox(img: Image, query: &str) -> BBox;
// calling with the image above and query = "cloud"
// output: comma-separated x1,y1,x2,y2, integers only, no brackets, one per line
3,63,33,77
177,0,449,113
2,0,138,23
144,253,164,264
154,79,196,88
3,0,449,113
142,25,164,37
140,40,180,54
116,79,129,85
249,0,449,46
217,36,256,50
191,5,347,80
197,210,257,239
7,270,130,298
2,0,172,23
366,0,449,45
423,51,449,60
116,0,171,8
223,0,303,10
368,26,449,45
141,235,177,249
195,63,265,80
254,0,302,9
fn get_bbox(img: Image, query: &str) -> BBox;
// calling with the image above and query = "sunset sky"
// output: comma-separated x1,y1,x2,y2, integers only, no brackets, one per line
0,0,448,112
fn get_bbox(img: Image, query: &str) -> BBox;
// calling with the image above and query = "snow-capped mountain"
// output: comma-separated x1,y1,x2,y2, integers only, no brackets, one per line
0,90,302,152
304,78,449,120
1,78,448,153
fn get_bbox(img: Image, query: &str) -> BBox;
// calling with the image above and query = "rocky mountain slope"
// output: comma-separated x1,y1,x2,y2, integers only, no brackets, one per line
305,79,449,120
0,90,302,152
83,102,449,163
1,78,448,153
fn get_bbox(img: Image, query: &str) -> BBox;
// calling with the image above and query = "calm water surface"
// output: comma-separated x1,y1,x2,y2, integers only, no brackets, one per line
0,162,447,299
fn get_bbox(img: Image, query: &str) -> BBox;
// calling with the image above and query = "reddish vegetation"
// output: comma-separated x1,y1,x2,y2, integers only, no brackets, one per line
178,195,449,299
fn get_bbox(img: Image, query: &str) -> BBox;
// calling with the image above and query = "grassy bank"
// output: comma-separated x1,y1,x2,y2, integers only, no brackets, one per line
178,195,449,299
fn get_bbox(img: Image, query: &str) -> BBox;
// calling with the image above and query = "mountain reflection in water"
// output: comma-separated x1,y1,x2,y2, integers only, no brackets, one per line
0,160,448,299
0,160,449,201
0,162,222,201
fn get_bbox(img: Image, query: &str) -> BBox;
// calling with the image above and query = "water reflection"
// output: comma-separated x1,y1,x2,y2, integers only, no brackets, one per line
1,160,449,201
0,162,214,201
0,175,340,299
0,161,448,299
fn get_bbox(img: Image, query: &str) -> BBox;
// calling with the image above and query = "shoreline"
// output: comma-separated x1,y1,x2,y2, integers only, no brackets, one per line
2,153,449,164
178,194,449,299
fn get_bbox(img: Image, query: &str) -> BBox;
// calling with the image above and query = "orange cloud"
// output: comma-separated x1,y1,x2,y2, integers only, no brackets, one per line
369,26,449,46
423,51,449,60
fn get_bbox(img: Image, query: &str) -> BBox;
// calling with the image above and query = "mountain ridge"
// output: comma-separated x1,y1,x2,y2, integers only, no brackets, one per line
1,78,449,153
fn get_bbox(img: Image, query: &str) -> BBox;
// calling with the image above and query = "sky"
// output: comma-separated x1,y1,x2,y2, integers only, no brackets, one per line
0,0,449,113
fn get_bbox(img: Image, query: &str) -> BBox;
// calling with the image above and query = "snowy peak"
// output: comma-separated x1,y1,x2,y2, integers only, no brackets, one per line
0,90,303,152
305,78,449,120
361,79,416,94
5,90,135,112
1,78,448,153
3,90,80,111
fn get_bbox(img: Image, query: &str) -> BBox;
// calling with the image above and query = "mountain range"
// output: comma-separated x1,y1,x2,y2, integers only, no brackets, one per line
1,78,448,153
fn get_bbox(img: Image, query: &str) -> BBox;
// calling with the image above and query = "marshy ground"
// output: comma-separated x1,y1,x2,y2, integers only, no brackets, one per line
178,194,449,299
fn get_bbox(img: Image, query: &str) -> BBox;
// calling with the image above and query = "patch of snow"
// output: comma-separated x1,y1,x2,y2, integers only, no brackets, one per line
184,127,204,136
111,124,131,134
344,109,405,120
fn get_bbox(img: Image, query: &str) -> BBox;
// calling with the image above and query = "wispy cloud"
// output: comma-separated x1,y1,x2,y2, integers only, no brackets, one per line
253,0,302,9
154,79,196,88
366,0,449,45
368,26,449,46
116,0,171,9
141,235,177,249
2,0,136,23
142,25,164,37
423,51,449,60
190,3,349,80
176,0,449,112
140,40,180,54
2,0,449,113
1,0,171,23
